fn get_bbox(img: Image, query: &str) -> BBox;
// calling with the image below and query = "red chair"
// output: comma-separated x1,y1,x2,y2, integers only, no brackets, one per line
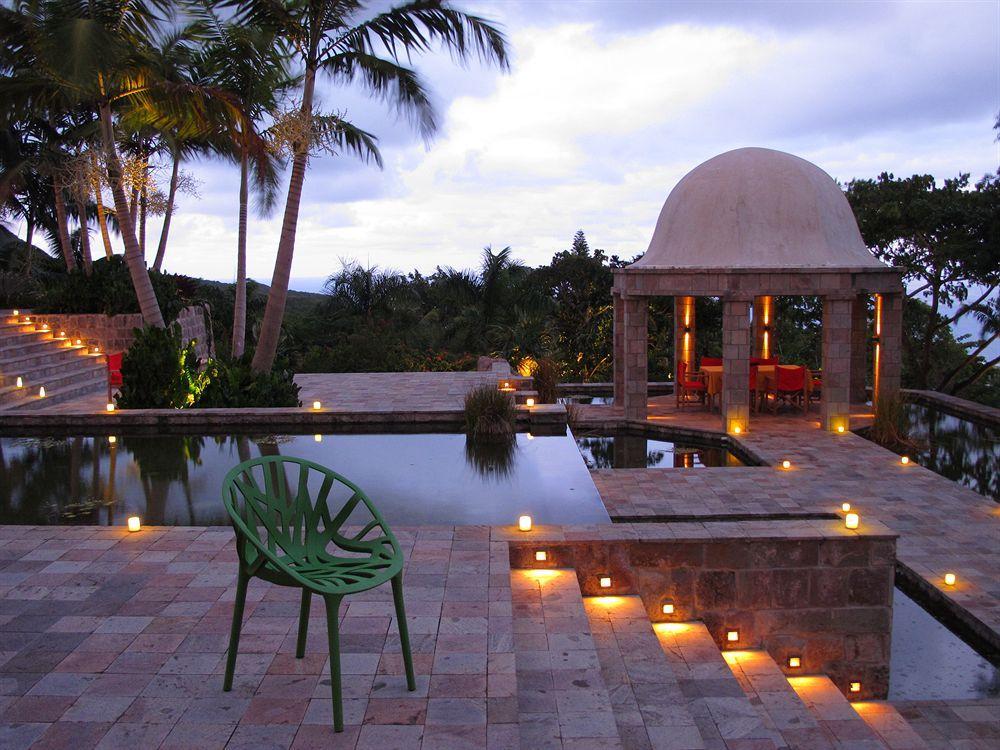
676,360,707,408
701,357,722,367
107,352,123,401
809,370,822,406
770,365,807,413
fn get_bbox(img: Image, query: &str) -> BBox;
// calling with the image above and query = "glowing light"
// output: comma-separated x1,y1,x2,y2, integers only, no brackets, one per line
849,681,861,694
732,425,742,435
837,425,845,433
75,338,82,346
15,376,23,388
91,345,100,354
661,602,674,615
535,550,547,562
518,515,532,532
845,512,859,530
781,460,791,469
127,516,141,532
526,433,534,440
11,309,18,317
599,576,612,589
23,316,30,323
38,386,45,398
901,456,909,465
525,398,535,407
108,436,117,444
726,630,739,643
944,573,956,586
40,323,49,331
788,656,801,668
842,502,851,512
312,401,321,410
314,434,322,442
58,331,65,338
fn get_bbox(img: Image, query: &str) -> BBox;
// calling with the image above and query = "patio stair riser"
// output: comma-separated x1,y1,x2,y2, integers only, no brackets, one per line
0,350,100,387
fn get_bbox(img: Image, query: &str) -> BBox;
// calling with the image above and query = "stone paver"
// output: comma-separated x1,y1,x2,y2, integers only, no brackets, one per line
295,372,510,413
892,699,1000,749
851,701,930,749
786,675,886,749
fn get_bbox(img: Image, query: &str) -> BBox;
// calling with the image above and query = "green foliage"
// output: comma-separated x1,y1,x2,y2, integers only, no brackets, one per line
37,256,186,319
463,385,515,443
116,324,209,409
195,357,300,408
529,357,560,403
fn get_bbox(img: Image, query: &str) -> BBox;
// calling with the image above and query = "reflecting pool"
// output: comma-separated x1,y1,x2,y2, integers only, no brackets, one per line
573,428,746,469
0,431,609,527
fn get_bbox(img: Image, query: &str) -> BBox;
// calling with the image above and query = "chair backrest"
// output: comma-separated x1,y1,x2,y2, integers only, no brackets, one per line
776,365,806,391
677,360,688,382
749,364,757,390
222,456,401,590
701,357,722,367
107,352,123,372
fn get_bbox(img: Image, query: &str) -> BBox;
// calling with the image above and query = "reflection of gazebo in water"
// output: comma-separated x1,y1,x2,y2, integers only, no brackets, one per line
612,147,905,433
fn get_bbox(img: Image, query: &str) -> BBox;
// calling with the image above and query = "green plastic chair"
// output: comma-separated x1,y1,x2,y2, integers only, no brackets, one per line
221,455,415,732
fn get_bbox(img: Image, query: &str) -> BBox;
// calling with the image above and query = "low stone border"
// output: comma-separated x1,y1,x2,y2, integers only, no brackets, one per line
903,388,1000,428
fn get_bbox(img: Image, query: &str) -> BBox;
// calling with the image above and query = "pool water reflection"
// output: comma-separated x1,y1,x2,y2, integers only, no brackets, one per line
573,429,746,469
0,431,610,527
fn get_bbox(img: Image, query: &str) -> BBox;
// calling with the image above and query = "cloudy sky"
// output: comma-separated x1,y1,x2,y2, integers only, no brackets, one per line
127,1,1000,291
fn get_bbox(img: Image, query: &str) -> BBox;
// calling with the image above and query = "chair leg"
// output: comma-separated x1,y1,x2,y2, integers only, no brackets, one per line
296,589,312,658
391,573,416,692
323,595,344,732
223,568,249,692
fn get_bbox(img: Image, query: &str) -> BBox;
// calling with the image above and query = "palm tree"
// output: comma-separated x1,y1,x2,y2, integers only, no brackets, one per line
195,12,292,357
1,1,241,327
230,0,509,372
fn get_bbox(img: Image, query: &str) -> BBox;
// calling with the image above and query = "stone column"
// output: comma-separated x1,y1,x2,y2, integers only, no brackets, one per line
622,296,648,421
673,296,696,405
752,295,774,359
613,292,625,407
821,295,854,431
721,297,751,433
874,292,903,408
849,295,868,404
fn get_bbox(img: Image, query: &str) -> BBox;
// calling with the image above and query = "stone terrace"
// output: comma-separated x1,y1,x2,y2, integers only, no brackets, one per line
580,395,1000,659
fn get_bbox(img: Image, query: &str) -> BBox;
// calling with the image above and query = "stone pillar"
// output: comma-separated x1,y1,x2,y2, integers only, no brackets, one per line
622,296,648,421
821,295,854,431
673,296,696,405
849,295,868,404
874,292,903,408
721,297,751,434
613,292,625,407
752,295,774,359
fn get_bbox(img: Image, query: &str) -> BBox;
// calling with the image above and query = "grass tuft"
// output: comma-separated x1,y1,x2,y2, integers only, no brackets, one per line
464,384,516,442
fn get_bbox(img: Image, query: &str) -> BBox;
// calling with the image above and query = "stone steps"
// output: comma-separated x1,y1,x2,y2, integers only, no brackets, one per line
511,568,622,748
652,619,784,749
583,594,706,750
850,702,930,749
0,318,107,410
787,675,890,749
724,648,839,748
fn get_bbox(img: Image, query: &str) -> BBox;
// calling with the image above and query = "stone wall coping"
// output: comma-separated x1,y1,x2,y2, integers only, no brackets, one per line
615,266,905,275
903,388,1000,427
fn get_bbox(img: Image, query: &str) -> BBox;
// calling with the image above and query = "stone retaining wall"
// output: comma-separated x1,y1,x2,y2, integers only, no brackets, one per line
509,533,895,699
33,306,213,360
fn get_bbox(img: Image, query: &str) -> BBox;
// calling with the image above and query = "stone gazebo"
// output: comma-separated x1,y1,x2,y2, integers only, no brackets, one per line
612,147,904,432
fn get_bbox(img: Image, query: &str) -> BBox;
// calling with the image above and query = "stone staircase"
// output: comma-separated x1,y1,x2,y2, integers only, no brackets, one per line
0,310,107,410
510,564,934,750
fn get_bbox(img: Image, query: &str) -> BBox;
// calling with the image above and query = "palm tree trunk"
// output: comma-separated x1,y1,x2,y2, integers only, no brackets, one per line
153,153,180,272
75,192,93,275
99,101,165,328
139,184,147,258
232,147,249,358
53,181,75,272
23,221,34,276
251,65,317,373
90,151,113,258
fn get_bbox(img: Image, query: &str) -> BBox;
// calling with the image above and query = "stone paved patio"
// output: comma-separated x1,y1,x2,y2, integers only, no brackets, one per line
581,396,1000,657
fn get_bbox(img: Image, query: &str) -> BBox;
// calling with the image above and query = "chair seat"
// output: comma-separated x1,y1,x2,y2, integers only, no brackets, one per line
257,548,402,596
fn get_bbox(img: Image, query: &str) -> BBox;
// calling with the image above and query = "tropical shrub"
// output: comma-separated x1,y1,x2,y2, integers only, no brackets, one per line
463,385,515,442
528,357,560,403
115,324,209,409
195,357,300,408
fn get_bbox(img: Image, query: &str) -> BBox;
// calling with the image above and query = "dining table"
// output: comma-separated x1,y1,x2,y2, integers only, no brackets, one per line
696,364,813,410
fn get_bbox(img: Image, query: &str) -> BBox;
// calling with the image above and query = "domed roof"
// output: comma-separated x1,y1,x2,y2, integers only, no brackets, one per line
633,147,885,270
